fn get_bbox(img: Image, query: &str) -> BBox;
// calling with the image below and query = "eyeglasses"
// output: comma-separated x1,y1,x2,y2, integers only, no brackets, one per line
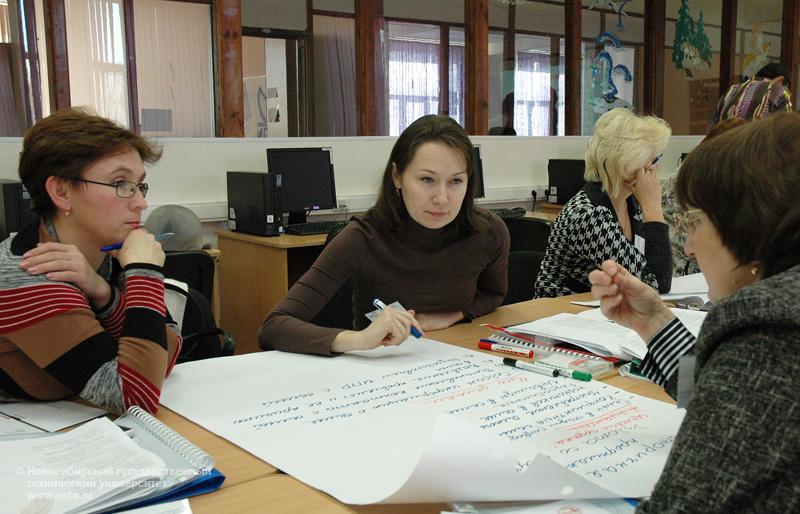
74,178,149,198
674,208,703,238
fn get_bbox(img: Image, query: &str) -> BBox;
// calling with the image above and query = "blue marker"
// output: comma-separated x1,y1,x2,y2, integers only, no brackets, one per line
100,232,175,252
372,298,422,338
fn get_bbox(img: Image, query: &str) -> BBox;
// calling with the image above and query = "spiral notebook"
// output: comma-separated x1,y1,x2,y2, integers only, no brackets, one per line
1,409,224,514
111,406,225,512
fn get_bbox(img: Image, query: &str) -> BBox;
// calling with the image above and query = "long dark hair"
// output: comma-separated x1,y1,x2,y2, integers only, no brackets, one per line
367,114,489,234
677,112,800,277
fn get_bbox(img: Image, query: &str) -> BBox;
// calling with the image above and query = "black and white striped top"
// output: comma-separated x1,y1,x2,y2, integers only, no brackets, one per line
534,182,672,298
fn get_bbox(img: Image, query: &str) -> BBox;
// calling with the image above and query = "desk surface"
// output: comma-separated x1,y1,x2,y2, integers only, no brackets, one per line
175,293,671,512
218,229,327,249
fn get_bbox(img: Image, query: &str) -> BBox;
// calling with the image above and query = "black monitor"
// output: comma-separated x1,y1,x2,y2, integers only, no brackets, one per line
472,145,485,199
266,147,337,224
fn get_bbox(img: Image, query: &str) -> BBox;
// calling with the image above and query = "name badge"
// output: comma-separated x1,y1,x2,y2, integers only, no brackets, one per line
634,234,646,254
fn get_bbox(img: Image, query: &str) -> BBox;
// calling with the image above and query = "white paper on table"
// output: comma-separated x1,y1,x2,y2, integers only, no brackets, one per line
577,308,707,337
161,339,684,504
0,400,106,432
666,273,708,295
0,412,45,437
447,497,636,513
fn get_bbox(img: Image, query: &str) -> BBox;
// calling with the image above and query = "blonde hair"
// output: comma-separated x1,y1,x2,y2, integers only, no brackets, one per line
584,108,671,198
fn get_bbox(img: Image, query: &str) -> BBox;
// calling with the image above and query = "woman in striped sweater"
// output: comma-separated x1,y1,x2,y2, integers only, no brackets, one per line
0,108,181,414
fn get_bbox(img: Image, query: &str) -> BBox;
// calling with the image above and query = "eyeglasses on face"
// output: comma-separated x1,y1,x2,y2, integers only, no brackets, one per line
674,208,703,238
73,178,149,198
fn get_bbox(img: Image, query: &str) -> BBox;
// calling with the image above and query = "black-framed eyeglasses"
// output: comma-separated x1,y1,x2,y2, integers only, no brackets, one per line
73,178,148,198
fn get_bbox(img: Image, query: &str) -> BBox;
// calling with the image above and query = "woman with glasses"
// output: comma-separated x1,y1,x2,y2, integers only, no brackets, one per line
535,108,672,298
0,108,181,414
589,113,800,512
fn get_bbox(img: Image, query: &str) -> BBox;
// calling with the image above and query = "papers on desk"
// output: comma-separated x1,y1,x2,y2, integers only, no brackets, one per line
572,272,711,308
0,412,45,438
161,339,684,504
0,407,222,514
446,498,635,513
507,308,707,361
0,400,106,432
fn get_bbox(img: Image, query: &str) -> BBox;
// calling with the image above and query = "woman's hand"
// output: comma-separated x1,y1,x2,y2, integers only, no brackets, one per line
21,242,112,307
626,167,664,222
588,260,674,342
331,306,422,352
411,311,464,331
116,229,166,268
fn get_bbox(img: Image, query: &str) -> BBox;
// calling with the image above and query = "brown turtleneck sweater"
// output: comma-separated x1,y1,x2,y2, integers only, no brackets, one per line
258,212,510,355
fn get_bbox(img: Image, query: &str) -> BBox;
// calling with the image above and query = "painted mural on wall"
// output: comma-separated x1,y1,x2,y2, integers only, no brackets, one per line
672,0,713,78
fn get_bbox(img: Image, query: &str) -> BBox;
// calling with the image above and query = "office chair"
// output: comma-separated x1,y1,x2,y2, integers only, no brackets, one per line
163,251,215,306
502,250,545,305
502,216,552,253
310,223,354,329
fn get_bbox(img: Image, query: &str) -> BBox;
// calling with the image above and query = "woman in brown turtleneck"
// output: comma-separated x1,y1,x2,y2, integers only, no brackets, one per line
258,115,510,356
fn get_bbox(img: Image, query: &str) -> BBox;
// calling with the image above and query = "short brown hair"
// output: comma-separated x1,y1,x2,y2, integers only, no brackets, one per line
367,114,489,234
19,108,162,216
677,112,800,277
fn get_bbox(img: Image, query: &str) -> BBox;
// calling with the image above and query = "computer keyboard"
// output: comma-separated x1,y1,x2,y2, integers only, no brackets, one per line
489,207,526,218
283,220,346,236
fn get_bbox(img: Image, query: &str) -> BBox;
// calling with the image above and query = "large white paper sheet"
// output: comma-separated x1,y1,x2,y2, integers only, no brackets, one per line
161,339,683,504
666,273,708,295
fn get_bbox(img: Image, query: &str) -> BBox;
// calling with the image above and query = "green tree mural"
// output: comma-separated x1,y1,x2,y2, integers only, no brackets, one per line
672,0,695,70
693,10,713,66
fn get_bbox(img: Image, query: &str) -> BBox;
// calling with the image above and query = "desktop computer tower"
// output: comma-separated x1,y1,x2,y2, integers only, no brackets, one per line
0,179,36,241
226,172,282,237
547,159,586,205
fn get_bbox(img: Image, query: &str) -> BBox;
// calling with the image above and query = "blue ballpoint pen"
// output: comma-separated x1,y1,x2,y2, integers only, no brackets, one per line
100,232,175,252
372,298,422,338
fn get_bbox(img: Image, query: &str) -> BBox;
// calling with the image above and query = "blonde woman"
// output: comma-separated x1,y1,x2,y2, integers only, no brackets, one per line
535,108,672,298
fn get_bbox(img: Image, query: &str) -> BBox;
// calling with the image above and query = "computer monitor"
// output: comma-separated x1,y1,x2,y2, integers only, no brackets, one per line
266,147,337,224
472,145,485,199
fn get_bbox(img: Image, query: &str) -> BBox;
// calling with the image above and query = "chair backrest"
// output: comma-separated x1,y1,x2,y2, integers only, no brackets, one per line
310,223,354,329
165,283,234,362
502,216,552,253
503,250,545,305
163,251,215,305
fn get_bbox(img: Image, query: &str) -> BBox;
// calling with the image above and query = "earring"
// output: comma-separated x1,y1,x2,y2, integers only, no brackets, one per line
395,188,401,198
750,264,761,276
64,208,72,217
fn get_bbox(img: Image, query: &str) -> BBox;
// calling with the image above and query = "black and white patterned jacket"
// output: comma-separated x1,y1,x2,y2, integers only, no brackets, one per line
534,181,672,297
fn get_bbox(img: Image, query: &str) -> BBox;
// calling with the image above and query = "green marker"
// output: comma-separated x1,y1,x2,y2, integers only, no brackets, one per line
555,368,592,382
538,363,592,381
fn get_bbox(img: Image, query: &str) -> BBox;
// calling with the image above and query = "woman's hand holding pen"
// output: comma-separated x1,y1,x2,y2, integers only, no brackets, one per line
626,166,664,223
331,306,423,352
588,260,674,342
20,242,112,307
115,229,165,268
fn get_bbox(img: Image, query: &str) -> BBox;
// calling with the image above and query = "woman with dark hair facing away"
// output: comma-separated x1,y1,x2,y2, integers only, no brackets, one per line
259,115,510,355
589,112,800,512
0,108,181,414
535,108,672,298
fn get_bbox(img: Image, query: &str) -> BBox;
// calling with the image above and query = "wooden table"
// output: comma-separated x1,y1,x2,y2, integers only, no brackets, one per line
171,294,672,512
526,202,562,222
217,230,327,354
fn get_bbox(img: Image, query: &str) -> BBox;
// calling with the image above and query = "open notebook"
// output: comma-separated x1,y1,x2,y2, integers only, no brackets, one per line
0,406,224,514
505,308,708,361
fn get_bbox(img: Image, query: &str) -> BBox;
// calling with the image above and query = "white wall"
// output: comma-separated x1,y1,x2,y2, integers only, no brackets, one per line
0,134,702,224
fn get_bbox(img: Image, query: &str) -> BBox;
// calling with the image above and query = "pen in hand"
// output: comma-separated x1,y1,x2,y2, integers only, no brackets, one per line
372,298,422,338
100,232,175,252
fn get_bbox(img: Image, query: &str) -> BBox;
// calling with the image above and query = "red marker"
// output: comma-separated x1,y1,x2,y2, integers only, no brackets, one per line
478,341,534,359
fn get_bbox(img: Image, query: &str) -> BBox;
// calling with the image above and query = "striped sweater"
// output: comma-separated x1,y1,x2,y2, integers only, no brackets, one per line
0,220,181,414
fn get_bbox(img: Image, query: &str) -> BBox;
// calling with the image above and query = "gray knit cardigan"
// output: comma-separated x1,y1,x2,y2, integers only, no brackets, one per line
638,263,800,512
